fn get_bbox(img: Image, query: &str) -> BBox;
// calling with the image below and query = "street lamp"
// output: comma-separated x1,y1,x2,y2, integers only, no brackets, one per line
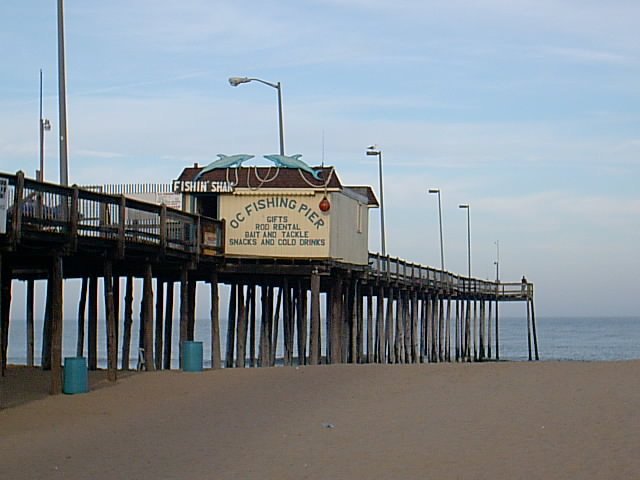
39,69,52,182
428,188,445,271
494,239,500,360
367,145,386,256
228,76,285,155
494,240,500,284
57,0,69,186
459,204,471,278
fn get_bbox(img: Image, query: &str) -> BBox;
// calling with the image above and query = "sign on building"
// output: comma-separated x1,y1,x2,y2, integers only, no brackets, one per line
221,194,330,258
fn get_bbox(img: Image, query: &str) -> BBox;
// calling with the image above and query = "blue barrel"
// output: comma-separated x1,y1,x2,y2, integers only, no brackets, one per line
63,357,89,394
182,341,203,372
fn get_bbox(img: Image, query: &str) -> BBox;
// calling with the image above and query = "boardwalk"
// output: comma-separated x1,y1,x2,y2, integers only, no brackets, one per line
0,171,537,399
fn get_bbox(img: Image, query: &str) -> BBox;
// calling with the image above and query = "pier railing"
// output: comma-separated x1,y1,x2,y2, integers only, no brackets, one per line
368,252,532,299
0,171,223,256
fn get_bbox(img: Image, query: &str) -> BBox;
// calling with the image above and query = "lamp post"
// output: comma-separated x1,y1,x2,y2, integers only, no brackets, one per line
459,204,471,278
57,0,69,186
494,240,500,285
494,240,500,360
428,188,445,271
39,70,51,182
367,145,386,256
228,76,285,155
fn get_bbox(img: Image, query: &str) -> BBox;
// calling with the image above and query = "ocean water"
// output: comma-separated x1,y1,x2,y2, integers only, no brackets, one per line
6,316,640,367
498,316,640,362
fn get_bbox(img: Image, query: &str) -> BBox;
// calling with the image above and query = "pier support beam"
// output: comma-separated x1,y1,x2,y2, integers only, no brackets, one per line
271,287,281,366
164,281,174,370
283,279,293,366
366,287,374,363
225,284,237,368
180,268,189,368
236,284,247,368
495,296,500,360
394,289,405,363
455,299,460,362
155,278,164,370
76,277,87,357
348,280,357,364
410,290,418,364
531,298,539,361
328,277,344,364
445,297,452,362
121,275,133,370
376,286,384,363
309,270,321,365
113,275,120,346
487,300,493,360
258,285,271,367
49,256,63,394
187,278,196,341
296,281,307,366
143,263,155,371
209,273,221,369
26,279,34,366
249,284,257,367
419,293,427,363
464,299,472,361
87,275,98,370
0,254,9,376
104,259,117,381
385,288,394,364
42,275,52,370
527,298,539,361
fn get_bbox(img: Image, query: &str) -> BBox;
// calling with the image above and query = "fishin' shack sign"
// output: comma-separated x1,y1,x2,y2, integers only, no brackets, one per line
171,179,235,193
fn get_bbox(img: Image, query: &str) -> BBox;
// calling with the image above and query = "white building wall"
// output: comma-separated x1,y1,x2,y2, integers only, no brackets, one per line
328,191,369,265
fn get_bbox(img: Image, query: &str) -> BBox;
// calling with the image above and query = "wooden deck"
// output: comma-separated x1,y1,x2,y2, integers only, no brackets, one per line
0,171,532,301
0,171,538,401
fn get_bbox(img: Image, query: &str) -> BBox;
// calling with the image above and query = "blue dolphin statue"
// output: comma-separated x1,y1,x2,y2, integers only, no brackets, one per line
194,154,254,180
263,154,323,181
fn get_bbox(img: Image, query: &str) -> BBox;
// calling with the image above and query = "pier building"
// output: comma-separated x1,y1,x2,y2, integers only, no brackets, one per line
0,163,537,401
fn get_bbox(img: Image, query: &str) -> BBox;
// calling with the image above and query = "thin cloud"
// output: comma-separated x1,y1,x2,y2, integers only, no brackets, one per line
75,149,125,159
538,46,633,65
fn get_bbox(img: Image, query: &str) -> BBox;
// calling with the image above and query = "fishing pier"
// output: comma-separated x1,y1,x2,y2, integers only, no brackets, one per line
0,167,537,399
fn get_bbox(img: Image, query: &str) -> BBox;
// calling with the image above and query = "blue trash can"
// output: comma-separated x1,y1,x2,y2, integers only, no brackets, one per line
182,341,204,372
63,357,89,394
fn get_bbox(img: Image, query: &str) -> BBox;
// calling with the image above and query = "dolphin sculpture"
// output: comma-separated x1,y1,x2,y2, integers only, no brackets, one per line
194,154,254,180
263,154,323,181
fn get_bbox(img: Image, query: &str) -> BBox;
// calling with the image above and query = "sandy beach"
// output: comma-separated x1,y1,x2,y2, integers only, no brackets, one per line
1,361,639,479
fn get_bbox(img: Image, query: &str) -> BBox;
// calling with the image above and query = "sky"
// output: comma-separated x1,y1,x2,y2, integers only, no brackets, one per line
1,0,639,316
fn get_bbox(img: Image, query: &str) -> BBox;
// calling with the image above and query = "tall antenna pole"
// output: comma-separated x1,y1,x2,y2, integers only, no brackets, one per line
39,70,44,182
57,0,69,186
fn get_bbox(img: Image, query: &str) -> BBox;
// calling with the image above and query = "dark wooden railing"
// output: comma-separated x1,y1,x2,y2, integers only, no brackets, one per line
0,171,530,299
0,171,224,257
368,252,532,300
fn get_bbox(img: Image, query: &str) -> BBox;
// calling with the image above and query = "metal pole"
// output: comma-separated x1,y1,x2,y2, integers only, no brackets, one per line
276,82,285,155
495,240,500,283
494,240,500,360
57,0,69,186
377,152,386,256
466,208,471,278
437,192,444,271
39,70,44,182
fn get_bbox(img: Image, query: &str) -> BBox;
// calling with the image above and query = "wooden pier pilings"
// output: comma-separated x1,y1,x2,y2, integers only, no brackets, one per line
0,171,537,401
0,253,537,397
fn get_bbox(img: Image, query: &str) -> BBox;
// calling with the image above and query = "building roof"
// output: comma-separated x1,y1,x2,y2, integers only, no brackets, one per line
176,166,379,207
347,186,379,208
